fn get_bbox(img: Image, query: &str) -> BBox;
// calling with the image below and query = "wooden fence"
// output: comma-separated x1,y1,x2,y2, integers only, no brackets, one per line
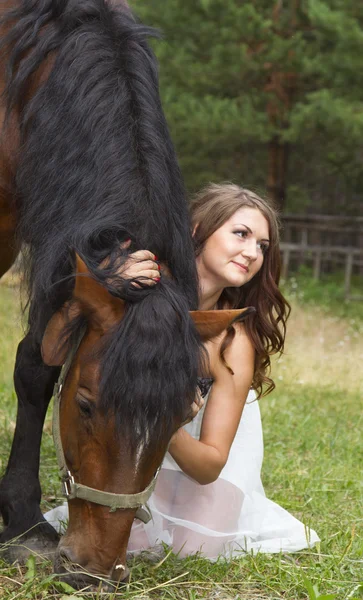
280,215,363,300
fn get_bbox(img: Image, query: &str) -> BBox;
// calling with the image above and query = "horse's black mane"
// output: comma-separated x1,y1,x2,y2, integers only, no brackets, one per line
0,0,201,447
1,0,198,313
100,280,203,450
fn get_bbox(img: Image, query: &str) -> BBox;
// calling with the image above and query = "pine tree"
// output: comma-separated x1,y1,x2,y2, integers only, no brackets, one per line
133,0,363,213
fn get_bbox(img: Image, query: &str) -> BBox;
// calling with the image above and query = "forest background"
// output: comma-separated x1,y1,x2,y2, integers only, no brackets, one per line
132,0,363,216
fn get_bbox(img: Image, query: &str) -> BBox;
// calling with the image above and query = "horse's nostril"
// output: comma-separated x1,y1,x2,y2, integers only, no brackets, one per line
58,546,77,567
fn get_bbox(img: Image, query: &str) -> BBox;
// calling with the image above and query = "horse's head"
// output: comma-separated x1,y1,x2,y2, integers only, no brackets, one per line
42,258,252,589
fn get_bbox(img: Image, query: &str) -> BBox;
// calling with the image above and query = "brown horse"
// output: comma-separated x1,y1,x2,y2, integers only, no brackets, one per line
42,258,249,587
0,0,252,590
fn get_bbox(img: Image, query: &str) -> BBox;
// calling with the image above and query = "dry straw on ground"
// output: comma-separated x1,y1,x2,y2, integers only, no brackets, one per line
274,303,363,395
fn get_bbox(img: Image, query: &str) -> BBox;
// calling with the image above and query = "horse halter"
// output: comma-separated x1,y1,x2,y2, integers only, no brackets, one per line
52,329,157,524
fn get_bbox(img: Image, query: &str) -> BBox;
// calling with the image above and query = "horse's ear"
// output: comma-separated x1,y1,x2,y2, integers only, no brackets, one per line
190,307,255,342
74,255,125,331
41,302,81,366
41,256,125,366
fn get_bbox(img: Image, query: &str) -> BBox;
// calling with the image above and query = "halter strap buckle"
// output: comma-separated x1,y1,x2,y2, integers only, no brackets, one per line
62,470,75,498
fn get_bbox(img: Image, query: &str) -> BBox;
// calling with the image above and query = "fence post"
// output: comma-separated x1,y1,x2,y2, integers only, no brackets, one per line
282,248,290,280
298,227,308,269
344,252,353,299
313,250,322,280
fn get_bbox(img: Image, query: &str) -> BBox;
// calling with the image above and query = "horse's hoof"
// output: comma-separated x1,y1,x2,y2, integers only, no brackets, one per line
0,522,60,564
0,535,59,564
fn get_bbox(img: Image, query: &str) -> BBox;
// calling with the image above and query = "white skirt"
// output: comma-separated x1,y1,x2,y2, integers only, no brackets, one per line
45,391,320,559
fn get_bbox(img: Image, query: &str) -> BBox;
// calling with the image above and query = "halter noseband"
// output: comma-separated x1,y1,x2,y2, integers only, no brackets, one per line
52,328,157,524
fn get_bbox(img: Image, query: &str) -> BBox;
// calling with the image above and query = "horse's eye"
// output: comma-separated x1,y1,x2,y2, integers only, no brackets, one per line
77,395,94,418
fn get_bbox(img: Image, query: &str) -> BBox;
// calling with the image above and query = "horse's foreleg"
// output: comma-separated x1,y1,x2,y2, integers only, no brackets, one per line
0,333,60,562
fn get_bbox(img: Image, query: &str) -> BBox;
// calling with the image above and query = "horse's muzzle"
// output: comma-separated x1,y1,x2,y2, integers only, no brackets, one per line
53,548,129,591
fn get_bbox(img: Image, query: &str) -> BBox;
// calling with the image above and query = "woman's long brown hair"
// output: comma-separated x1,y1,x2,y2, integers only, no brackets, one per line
191,183,290,397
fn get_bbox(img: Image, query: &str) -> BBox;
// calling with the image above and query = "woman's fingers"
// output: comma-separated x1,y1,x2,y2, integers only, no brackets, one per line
128,250,157,262
189,401,203,420
130,270,160,285
128,259,159,273
183,390,205,425
100,248,160,286
123,259,159,283
118,248,159,282
195,388,204,408
192,389,204,416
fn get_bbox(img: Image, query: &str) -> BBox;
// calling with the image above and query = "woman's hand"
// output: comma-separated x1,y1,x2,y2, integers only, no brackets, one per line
169,389,206,462
188,388,205,422
101,242,160,287
177,389,205,430
120,250,160,286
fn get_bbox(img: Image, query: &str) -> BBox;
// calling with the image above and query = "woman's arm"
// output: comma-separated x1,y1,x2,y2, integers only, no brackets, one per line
168,324,255,485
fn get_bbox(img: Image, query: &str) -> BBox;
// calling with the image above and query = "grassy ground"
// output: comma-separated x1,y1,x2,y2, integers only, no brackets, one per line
0,273,362,599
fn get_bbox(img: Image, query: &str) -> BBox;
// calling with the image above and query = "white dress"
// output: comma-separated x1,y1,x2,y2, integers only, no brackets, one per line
45,390,320,559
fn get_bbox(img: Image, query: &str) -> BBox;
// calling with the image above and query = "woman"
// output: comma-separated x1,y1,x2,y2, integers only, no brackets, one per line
46,183,320,558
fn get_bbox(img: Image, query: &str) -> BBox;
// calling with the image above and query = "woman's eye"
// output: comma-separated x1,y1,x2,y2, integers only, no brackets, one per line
234,230,248,238
258,242,269,254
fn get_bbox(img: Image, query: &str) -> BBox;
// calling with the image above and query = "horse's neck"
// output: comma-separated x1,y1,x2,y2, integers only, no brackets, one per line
0,108,19,277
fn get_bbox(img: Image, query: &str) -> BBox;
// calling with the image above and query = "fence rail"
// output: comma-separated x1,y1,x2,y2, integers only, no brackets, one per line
281,214,363,250
280,242,363,300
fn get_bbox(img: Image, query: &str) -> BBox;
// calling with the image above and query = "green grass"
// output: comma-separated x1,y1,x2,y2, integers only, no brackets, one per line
0,275,362,599
282,266,363,321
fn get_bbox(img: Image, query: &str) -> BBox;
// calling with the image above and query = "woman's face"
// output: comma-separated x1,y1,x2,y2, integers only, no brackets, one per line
196,207,270,290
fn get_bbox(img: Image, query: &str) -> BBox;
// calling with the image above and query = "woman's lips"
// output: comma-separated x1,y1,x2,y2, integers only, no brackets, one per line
232,261,249,273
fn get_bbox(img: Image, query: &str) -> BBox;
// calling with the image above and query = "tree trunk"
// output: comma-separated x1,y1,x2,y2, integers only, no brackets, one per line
267,137,289,211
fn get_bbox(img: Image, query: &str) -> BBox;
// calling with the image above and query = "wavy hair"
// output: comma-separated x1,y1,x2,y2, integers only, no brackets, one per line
190,183,290,397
